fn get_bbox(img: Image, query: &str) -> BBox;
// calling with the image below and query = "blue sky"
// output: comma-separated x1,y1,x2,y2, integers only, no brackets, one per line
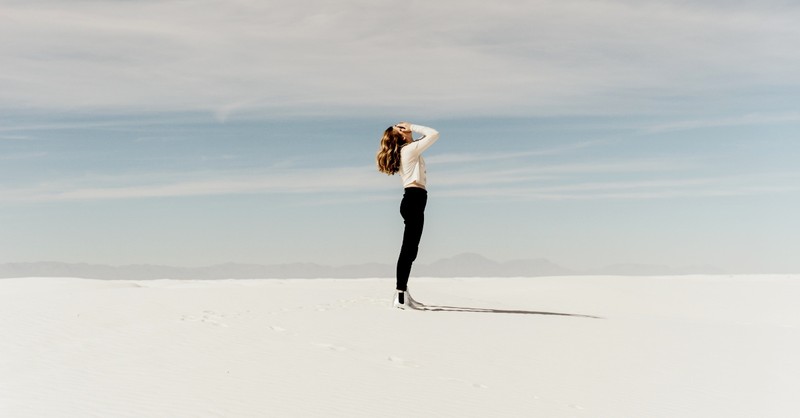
1,0,799,272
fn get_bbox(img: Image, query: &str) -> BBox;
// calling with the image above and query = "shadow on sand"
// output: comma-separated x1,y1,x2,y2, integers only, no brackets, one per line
416,304,602,319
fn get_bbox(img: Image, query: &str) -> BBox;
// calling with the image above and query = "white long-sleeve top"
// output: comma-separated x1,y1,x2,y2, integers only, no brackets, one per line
399,124,439,189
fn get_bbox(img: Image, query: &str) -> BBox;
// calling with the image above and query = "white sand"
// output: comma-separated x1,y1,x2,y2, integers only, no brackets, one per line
1,275,798,417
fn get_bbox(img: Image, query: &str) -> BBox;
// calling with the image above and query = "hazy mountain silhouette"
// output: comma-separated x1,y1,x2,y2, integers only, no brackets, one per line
415,253,575,277
0,254,724,280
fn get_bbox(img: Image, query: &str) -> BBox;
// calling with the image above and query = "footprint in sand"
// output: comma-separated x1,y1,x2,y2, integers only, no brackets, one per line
180,311,229,327
439,377,488,389
387,356,420,368
315,343,349,352
201,311,229,327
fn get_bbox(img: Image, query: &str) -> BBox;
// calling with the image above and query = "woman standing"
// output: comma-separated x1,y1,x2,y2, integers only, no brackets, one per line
376,122,440,309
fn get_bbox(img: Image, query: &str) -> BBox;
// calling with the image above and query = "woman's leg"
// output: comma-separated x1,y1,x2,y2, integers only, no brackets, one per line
396,189,427,291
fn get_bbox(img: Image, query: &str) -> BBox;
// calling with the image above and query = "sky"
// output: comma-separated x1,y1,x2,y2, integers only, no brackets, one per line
1,0,799,272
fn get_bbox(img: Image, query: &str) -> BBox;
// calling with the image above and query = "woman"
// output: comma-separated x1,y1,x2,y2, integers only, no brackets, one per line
376,121,440,310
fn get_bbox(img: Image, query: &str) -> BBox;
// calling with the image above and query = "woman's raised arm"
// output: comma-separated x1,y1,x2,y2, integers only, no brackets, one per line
405,124,440,154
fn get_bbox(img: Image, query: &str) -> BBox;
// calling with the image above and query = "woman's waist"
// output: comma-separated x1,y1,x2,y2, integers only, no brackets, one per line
403,185,427,194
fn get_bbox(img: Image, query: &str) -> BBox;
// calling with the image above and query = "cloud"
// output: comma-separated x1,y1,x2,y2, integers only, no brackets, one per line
426,140,607,164
0,154,686,203
0,166,387,203
3,151,797,203
1,0,797,118
640,111,800,134
0,116,193,132
0,152,46,160
435,158,698,187
438,173,800,201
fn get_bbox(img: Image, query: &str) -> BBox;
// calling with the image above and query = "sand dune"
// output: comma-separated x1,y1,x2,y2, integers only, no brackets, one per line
1,275,797,417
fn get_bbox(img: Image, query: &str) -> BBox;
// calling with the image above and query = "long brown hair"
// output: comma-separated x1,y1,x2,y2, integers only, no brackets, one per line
376,126,406,175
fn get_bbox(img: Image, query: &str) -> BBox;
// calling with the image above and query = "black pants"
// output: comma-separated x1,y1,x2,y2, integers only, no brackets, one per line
396,187,428,291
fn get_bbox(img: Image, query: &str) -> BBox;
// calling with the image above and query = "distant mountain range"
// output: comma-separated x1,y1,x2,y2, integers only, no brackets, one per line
0,253,727,280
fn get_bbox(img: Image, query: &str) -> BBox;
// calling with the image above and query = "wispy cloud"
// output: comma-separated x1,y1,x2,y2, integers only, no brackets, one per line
427,140,607,164
1,0,797,118
435,158,696,187
0,116,197,133
0,152,46,160
0,156,682,202
438,173,800,201
0,166,386,203
641,112,800,134
3,155,797,203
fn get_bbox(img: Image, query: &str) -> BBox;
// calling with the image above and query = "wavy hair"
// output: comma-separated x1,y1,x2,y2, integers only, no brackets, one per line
376,126,406,175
